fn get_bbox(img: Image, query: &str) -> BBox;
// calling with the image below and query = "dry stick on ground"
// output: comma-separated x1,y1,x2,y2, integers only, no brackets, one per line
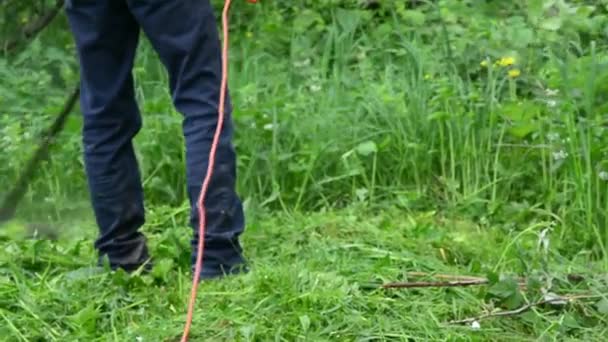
447,294,603,325
405,272,490,282
2,0,65,53
382,272,526,289
383,279,490,289
384,271,590,290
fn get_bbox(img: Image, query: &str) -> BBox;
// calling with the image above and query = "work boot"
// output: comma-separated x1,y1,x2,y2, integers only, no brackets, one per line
195,252,249,281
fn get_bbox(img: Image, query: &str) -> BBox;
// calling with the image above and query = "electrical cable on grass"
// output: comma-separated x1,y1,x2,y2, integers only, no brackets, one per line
180,0,256,340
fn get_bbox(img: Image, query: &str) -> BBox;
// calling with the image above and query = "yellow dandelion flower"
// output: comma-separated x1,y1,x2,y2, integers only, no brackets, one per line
497,56,516,67
508,69,521,78
480,60,489,67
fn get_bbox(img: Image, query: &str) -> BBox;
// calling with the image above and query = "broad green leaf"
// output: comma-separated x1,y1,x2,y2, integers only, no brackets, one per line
510,27,535,48
356,141,377,156
561,312,581,330
503,289,525,310
597,298,608,315
488,277,519,299
151,258,174,280
293,9,324,33
541,17,562,31
508,124,539,139
299,315,311,331
403,10,426,27
68,304,100,333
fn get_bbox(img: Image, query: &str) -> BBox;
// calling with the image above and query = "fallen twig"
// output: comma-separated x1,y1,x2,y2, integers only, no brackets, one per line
383,272,526,289
383,279,489,289
447,294,602,325
405,272,488,282
382,271,595,290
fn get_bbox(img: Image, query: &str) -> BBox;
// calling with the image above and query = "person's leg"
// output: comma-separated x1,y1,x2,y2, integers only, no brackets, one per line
65,0,150,271
127,0,246,279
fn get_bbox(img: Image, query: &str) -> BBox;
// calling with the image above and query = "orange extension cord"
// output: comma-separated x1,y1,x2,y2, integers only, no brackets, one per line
180,0,253,340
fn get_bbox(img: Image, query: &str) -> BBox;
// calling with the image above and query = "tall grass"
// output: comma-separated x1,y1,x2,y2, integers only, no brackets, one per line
1,2,607,261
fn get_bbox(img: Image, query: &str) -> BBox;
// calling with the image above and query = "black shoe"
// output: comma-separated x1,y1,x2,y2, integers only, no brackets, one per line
197,262,249,281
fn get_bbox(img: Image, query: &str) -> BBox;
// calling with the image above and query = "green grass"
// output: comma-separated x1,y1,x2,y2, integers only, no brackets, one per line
2,1,608,341
2,204,606,341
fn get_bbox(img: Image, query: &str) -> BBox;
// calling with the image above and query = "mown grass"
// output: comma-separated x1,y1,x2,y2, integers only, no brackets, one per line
2,1,608,341
1,203,606,341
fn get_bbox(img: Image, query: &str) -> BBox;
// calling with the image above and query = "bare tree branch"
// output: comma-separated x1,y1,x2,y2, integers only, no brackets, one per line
2,0,65,53
0,85,80,223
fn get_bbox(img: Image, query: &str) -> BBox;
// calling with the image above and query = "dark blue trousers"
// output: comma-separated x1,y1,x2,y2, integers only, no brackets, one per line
65,0,246,279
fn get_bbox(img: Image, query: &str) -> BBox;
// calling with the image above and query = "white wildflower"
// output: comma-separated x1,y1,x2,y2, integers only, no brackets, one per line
552,150,568,161
538,227,551,253
479,216,489,226
546,132,560,142
263,123,274,131
471,321,481,330
543,292,568,305
309,84,322,92
357,51,367,61
293,58,311,68
599,171,608,181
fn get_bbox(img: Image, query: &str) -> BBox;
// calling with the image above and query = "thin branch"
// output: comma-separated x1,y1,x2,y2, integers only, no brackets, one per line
405,272,490,282
383,272,526,289
2,0,65,53
447,294,602,325
383,271,595,290
0,85,80,223
383,279,490,289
